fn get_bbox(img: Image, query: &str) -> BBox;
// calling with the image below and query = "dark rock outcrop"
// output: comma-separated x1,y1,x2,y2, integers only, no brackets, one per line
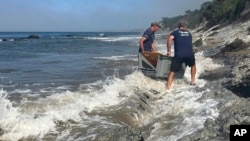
212,38,250,58
222,54,250,97
97,126,144,141
0,128,3,136
0,34,40,42
27,34,40,39
193,38,203,47
220,38,249,52
240,1,250,22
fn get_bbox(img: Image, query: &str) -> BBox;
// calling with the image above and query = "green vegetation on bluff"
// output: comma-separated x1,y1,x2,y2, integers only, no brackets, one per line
161,0,248,29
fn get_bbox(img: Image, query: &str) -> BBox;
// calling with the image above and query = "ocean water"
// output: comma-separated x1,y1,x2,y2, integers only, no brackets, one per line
0,32,223,141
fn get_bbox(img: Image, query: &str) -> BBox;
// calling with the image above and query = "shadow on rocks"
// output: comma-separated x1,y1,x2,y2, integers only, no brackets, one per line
212,38,250,58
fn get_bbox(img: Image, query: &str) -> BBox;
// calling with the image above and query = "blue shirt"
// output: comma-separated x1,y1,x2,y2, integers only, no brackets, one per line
139,28,155,53
170,29,194,57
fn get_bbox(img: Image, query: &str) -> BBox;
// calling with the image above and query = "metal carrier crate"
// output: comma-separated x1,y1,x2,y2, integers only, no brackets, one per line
138,52,186,79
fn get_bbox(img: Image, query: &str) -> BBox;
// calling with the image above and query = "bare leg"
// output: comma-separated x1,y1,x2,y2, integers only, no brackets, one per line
166,71,175,89
191,65,196,85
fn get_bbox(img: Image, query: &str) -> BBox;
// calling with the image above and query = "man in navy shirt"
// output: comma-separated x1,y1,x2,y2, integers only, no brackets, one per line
166,22,196,89
139,22,161,53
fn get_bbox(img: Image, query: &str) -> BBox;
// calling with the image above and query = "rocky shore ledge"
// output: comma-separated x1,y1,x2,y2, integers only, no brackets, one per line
185,21,250,141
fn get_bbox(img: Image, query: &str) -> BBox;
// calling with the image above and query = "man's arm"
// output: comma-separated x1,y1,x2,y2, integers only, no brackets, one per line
167,35,174,56
139,37,147,52
151,42,157,52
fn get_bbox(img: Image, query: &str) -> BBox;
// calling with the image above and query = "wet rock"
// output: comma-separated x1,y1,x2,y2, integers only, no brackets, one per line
221,54,250,97
0,68,19,73
198,67,230,81
2,34,41,42
227,84,250,98
193,38,202,47
27,34,40,39
221,38,249,52
97,126,144,141
0,128,3,136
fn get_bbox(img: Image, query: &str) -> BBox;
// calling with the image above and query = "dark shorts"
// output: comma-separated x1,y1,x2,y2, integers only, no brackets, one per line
170,56,196,72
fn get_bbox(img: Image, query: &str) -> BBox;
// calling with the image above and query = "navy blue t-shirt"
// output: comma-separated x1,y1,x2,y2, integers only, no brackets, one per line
170,29,194,57
139,28,155,53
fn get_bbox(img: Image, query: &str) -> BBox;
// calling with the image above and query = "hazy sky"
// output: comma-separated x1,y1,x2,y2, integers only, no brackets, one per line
0,0,211,32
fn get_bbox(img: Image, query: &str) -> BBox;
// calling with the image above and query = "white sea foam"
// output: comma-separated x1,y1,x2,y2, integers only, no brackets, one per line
93,54,137,61
85,36,141,42
12,89,32,94
145,87,219,141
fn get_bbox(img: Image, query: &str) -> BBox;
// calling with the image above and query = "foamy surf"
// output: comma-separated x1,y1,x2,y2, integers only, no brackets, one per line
85,36,141,42
93,54,137,61
0,40,225,141
142,83,219,141
137,51,223,141
0,71,153,140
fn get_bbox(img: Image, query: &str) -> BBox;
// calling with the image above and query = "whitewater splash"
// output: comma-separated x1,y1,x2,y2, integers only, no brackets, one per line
135,51,222,141
0,48,225,141
93,54,137,61
85,35,141,42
